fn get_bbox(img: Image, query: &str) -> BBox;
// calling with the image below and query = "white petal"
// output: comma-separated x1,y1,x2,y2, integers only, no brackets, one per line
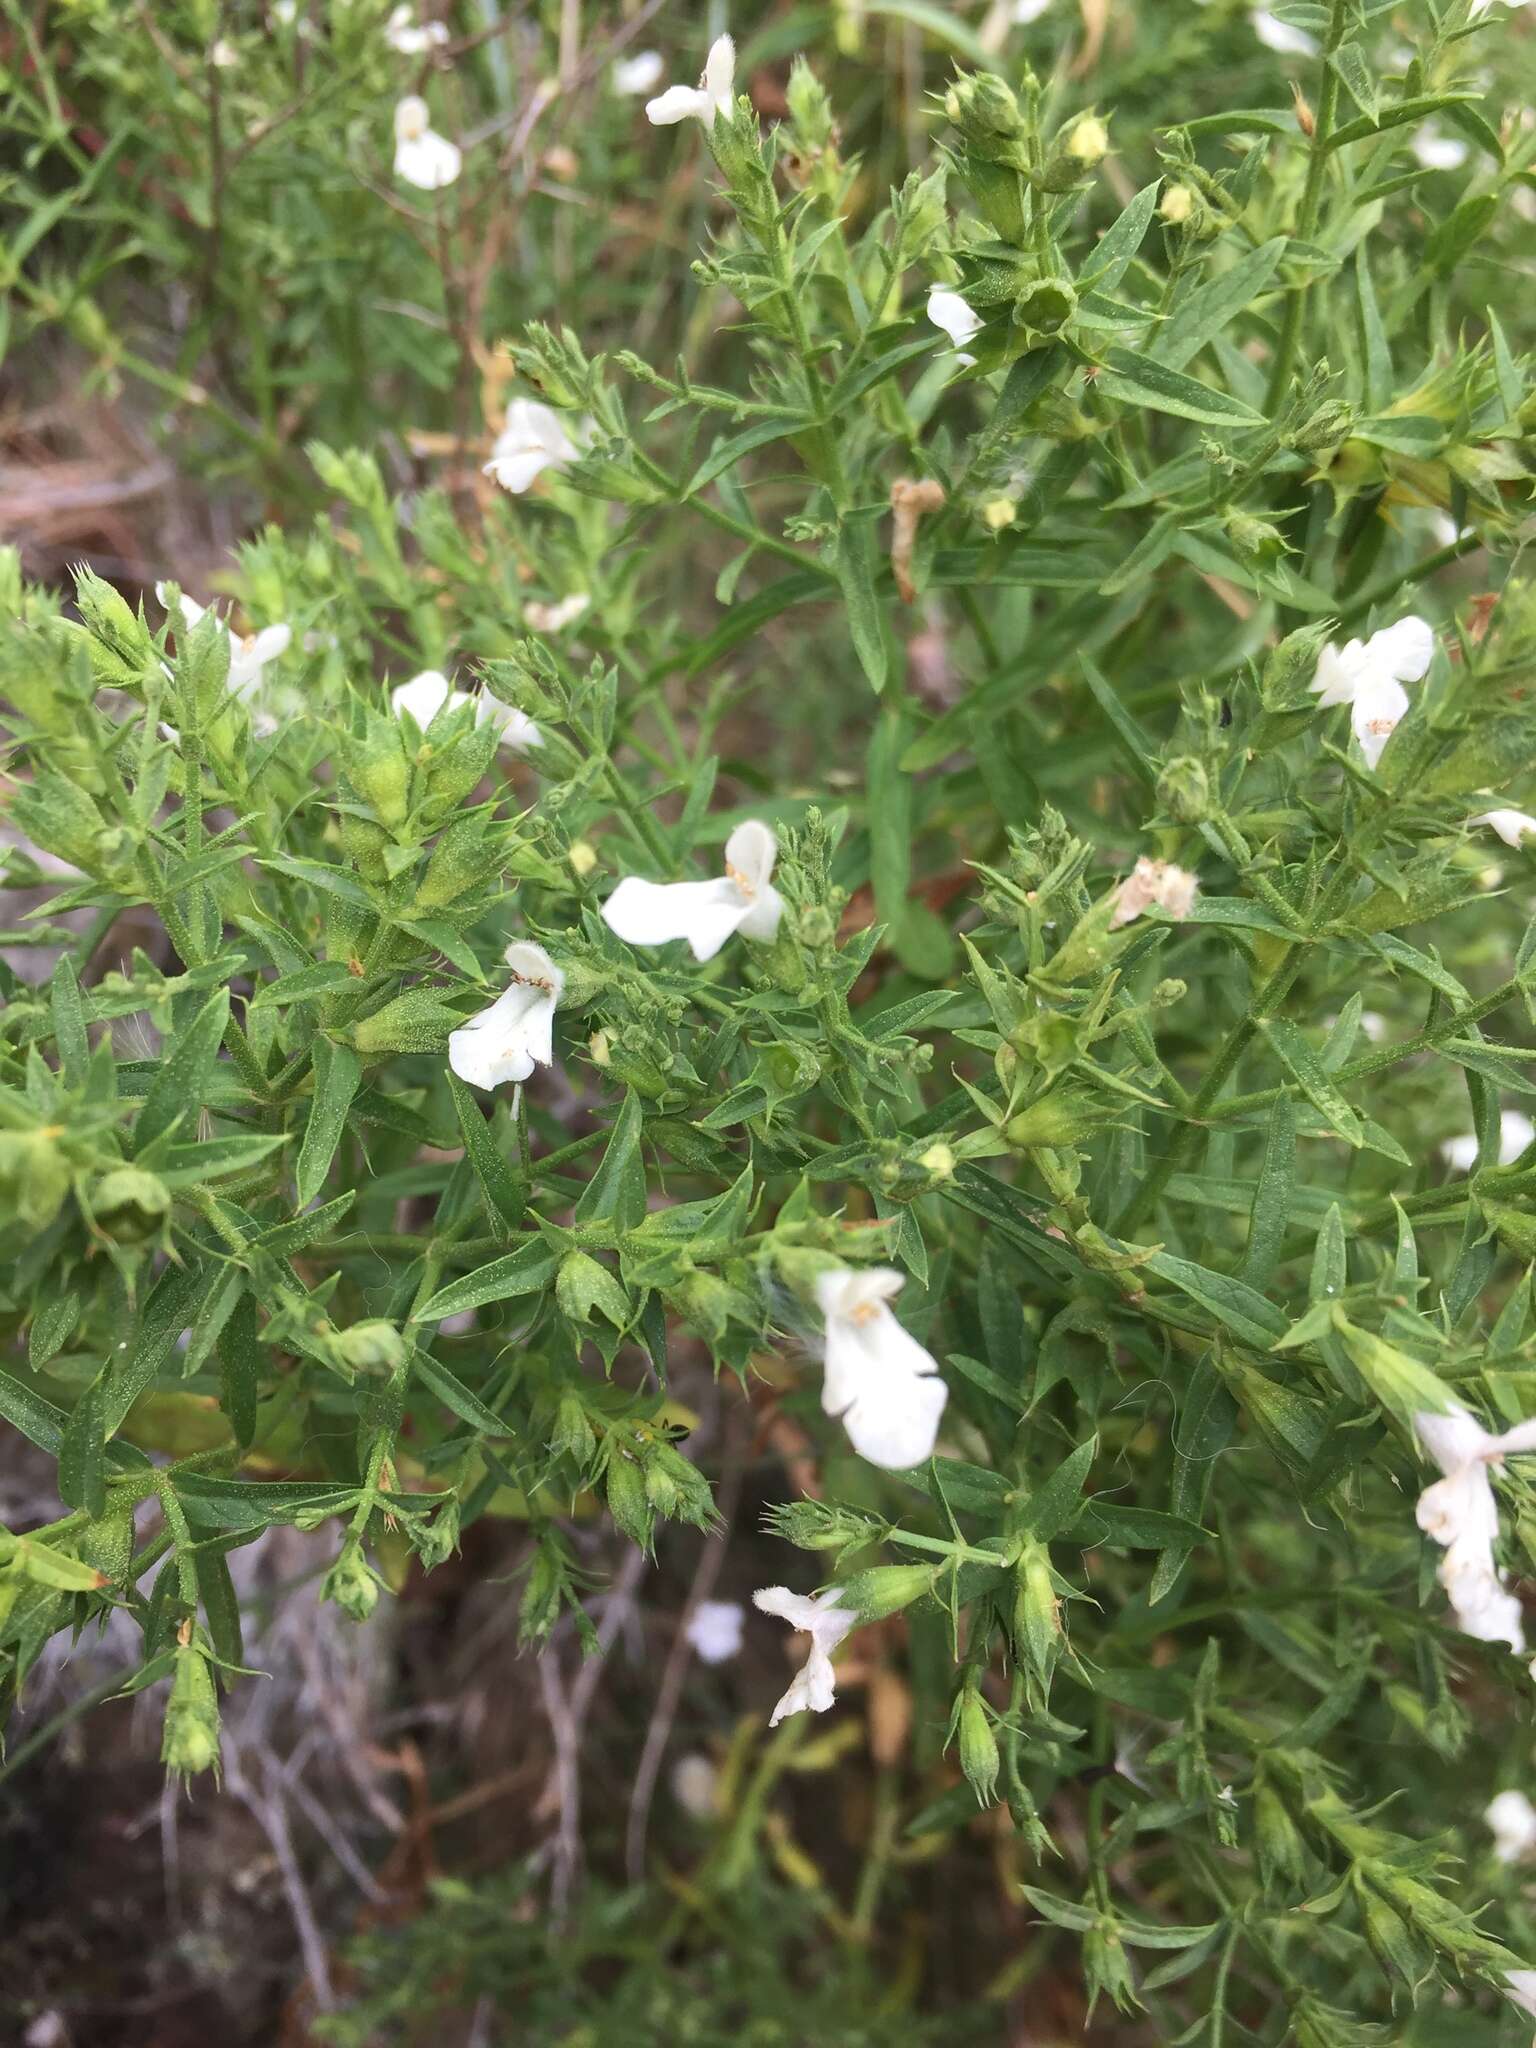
392,670,457,727
685,1599,745,1664
613,50,665,96
249,623,292,665
447,986,539,1090
1366,614,1435,682
484,447,553,493
601,875,749,962
1488,1790,1536,1862
394,94,430,140
1308,638,1366,708
646,84,711,125
1412,127,1469,171
842,1371,949,1470
1470,808,1536,849
736,880,784,945
702,34,736,118
1414,1405,1492,1477
1500,1110,1536,1163
478,698,542,752
1351,673,1408,769
396,129,462,190
1507,1972,1536,2021
724,818,777,895
1014,0,1054,18
1251,9,1318,54
503,939,565,1003
927,287,983,349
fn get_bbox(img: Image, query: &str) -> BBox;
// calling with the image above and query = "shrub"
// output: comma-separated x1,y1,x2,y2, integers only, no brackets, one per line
4,0,1536,2037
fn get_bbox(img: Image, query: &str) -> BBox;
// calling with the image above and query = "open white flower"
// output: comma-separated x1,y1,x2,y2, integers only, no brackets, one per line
814,1266,949,1471
753,1586,857,1725
385,4,448,53
1487,1790,1536,1864
1109,856,1200,931
524,593,590,634
158,585,292,703
483,398,583,495
1251,8,1318,54
391,670,542,752
393,95,462,190
1470,807,1536,850
1414,1404,1536,1652
1309,616,1434,770
1412,125,1468,171
447,940,563,1091
1507,1971,1536,2021
613,49,665,96
601,819,784,963
685,1599,746,1664
927,286,982,353
1441,1110,1536,1174
645,34,735,127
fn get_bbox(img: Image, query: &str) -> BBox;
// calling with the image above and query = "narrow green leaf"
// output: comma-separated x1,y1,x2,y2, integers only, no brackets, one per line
1261,1017,1364,1148
1019,1437,1097,1543
134,988,231,1155
58,1374,107,1519
418,1239,558,1321
296,1037,362,1210
447,1070,527,1233
1149,238,1286,371
1240,1097,1297,1289
50,955,89,1088
573,1091,647,1232
411,1349,510,1435
1145,1251,1289,1349
1097,349,1267,428
218,1291,261,1450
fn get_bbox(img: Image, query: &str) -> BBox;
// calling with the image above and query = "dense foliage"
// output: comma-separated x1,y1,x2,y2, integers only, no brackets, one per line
5,0,1536,2039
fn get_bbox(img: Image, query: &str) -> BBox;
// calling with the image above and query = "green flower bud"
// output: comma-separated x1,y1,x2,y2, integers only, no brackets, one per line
838,1563,937,1620
90,1165,171,1245
323,1540,382,1621
1004,1087,1111,1151
1083,1922,1137,2015
341,812,391,883
1260,622,1331,713
411,1499,461,1571
956,1680,1000,1806
796,904,837,950
1154,755,1211,824
643,1441,716,1530
331,1319,407,1374
556,1250,631,1328
550,1389,597,1468
1253,1773,1307,1889
161,1640,221,1777
605,1452,654,1553
416,817,495,909
1292,398,1355,454
763,1498,878,1552
945,72,1029,159
1223,509,1284,560
0,1127,72,1233
1012,1541,1061,1691
350,739,411,830
678,1269,735,1344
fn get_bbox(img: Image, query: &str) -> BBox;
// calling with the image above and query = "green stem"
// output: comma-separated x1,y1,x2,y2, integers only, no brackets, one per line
1263,0,1349,414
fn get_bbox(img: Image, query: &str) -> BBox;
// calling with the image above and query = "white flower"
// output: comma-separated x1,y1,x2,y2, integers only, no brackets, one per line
1470,807,1536,850
1414,1404,1536,1652
927,287,982,351
385,5,449,54
1309,616,1434,770
210,37,239,67
393,95,462,190
1412,125,1469,171
752,1586,857,1725
1251,9,1319,55
483,398,583,494
671,1752,721,1819
158,585,291,703
447,940,563,1091
391,670,541,752
645,34,736,128
1431,511,1463,549
1109,856,1200,931
601,819,784,963
814,1266,949,1471
524,593,590,634
1507,1971,1536,2021
1014,0,1054,19
1488,1790,1536,1864
1359,1011,1387,1044
613,49,665,96
685,1599,745,1664
1441,1111,1536,1174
